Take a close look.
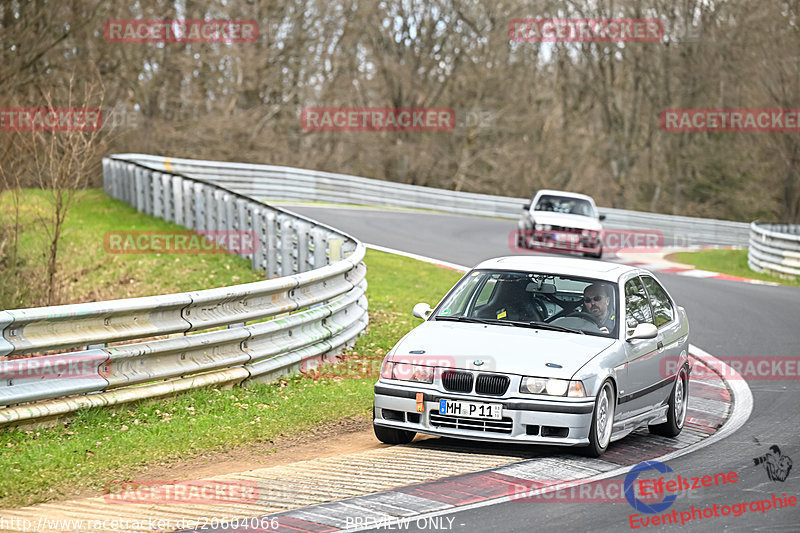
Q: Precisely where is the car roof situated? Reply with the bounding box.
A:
[534,189,596,202]
[472,255,639,283]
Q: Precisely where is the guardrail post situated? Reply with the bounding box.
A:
[277,214,298,276]
[134,166,145,212]
[194,183,206,231]
[296,221,311,273]
[204,187,216,233]
[144,169,154,215]
[328,234,343,262]
[152,171,163,219]
[215,191,228,241]
[172,176,184,226]
[182,180,194,229]
[161,173,174,222]
[123,163,135,205]
[310,227,327,268]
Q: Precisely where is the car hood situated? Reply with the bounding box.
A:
[530,211,602,231]
[389,321,616,380]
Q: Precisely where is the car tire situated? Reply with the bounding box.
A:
[581,380,615,457]
[649,366,689,437]
[374,422,416,445]
[516,229,525,249]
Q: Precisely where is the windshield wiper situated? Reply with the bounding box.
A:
[503,320,585,335]
[434,316,512,326]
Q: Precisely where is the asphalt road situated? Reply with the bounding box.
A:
[283,204,800,533]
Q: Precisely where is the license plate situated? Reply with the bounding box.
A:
[555,232,578,243]
[438,399,502,420]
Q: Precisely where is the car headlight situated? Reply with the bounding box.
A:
[380,361,434,384]
[520,377,586,397]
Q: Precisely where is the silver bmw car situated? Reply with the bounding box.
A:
[373,255,690,457]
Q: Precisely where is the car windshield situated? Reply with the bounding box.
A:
[535,195,594,217]
[433,270,618,338]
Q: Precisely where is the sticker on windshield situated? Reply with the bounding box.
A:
[497,308,507,319]
[441,308,452,315]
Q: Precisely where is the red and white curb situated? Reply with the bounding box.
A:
[174,346,751,533]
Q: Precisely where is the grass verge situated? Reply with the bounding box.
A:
[669,249,800,287]
[0,189,261,309]
[0,249,463,507]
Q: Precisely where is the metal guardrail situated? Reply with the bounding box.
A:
[748,222,800,278]
[115,153,752,247]
[0,157,368,427]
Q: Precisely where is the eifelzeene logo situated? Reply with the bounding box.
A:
[753,445,793,482]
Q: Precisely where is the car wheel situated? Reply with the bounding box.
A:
[515,229,525,249]
[582,380,615,457]
[374,423,416,444]
[649,366,689,437]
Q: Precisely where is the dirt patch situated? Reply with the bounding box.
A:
[139,415,382,481]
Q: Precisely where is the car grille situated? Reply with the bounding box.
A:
[441,370,473,393]
[549,225,582,233]
[475,374,510,396]
[429,412,513,434]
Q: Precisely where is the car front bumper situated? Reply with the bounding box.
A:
[515,223,602,255]
[374,382,597,446]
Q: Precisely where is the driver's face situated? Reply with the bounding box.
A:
[584,287,609,319]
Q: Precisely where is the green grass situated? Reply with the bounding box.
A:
[669,249,800,287]
[0,189,262,308]
[0,249,463,507]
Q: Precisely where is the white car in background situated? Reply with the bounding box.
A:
[517,190,605,258]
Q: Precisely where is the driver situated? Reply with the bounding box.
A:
[583,283,615,333]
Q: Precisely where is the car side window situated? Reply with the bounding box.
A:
[625,277,653,332]
[641,276,674,327]
[475,278,497,307]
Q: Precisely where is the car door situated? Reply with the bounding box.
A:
[619,275,662,418]
[640,275,687,396]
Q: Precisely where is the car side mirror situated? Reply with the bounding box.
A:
[626,323,658,341]
[412,303,432,320]
[599,214,606,221]
[523,202,531,210]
